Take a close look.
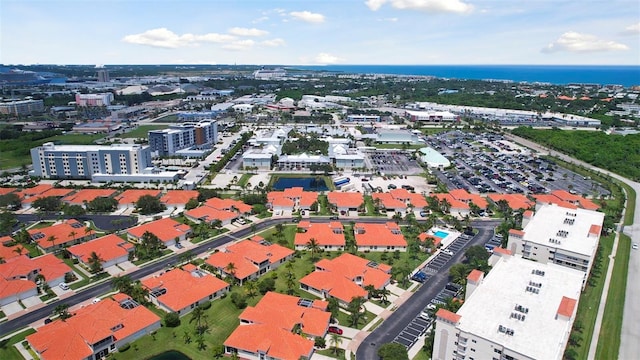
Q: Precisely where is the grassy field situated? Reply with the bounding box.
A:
[236,173,254,187]
[120,125,168,138]
[619,181,636,226]
[152,114,179,123]
[0,328,36,360]
[564,233,614,360]
[595,233,631,359]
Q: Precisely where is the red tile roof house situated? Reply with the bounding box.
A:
[389,189,429,216]
[206,238,294,285]
[115,189,162,210]
[225,292,331,360]
[204,197,253,215]
[0,254,73,306]
[418,232,443,249]
[267,187,319,215]
[0,236,28,262]
[448,189,489,209]
[62,189,117,207]
[28,219,97,253]
[550,190,600,210]
[184,197,253,226]
[372,192,408,217]
[15,184,54,207]
[295,221,345,251]
[142,264,230,315]
[22,187,75,208]
[127,217,192,248]
[430,193,471,218]
[160,190,199,208]
[68,234,134,269]
[26,294,161,360]
[354,222,407,252]
[487,193,535,211]
[300,253,392,307]
[327,191,364,217]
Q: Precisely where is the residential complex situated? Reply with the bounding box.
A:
[354,222,407,252]
[0,254,72,306]
[126,217,192,247]
[507,204,604,282]
[295,221,345,250]
[68,234,134,269]
[75,93,114,107]
[148,120,218,156]
[27,219,96,253]
[432,251,584,360]
[0,99,44,115]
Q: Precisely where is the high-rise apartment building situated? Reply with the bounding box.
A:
[0,99,45,116]
[96,69,110,83]
[75,93,114,107]
[148,120,217,156]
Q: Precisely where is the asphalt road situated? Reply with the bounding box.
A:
[355,221,498,360]
[0,216,407,337]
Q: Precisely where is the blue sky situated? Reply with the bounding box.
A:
[2,0,639,65]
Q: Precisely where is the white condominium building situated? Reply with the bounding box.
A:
[507,204,605,283]
[433,251,583,360]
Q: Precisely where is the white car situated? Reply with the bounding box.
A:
[59,283,69,291]
[442,249,454,256]
[633,243,638,250]
[419,309,431,321]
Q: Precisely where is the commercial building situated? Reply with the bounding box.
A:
[148,120,218,156]
[277,153,331,171]
[507,204,605,283]
[75,93,114,107]
[432,251,583,360]
[405,110,458,123]
[30,142,153,181]
[345,114,381,122]
[418,147,451,168]
[376,129,420,144]
[253,68,286,80]
[0,99,45,116]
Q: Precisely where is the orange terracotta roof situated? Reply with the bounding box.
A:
[532,194,577,209]
[523,210,534,218]
[467,269,484,283]
[224,323,314,360]
[418,233,442,247]
[493,247,512,256]
[300,253,391,303]
[127,218,191,244]
[68,234,133,264]
[372,192,407,210]
[431,194,470,210]
[19,184,53,197]
[295,222,345,247]
[299,192,318,207]
[449,189,489,208]
[142,267,229,312]
[589,224,602,236]
[0,242,27,261]
[269,195,295,208]
[354,222,407,247]
[556,296,577,317]
[160,190,199,205]
[579,96,591,100]
[238,292,331,337]
[185,206,238,223]
[487,193,534,210]
[551,190,582,203]
[557,95,575,101]
[0,275,37,301]
[436,308,461,324]
[0,254,72,284]
[578,198,600,210]
[327,191,363,208]
[28,219,95,249]
[36,188,74,200]
[0,235,13,245]
[407,192,428,208]
[509,229,525,237]
[115,189,161,205]
[27,297,160,360]
[206,240,294,280]
[0,188,17,196]
[389,188,412,201]
[204,198,253,214]
[268,188,318,209]
[62,189,117,205]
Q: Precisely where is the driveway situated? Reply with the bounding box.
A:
[21,295,42,308]
[2,301,25,317]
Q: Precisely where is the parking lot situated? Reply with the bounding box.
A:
[429,131,609,198]
[365,150,424,176]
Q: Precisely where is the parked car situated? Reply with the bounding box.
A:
[328,326,343,335]
[419,309,431,321]
[411,271,428,283]
[59,283,69,291]
[330,216,339,220]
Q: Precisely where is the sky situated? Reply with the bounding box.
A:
[1,0,639,66]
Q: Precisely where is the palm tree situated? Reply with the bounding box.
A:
[190,305,209,336]
[13,246,24,257]
[53,303,71,321]
[112,275,134,294]
[87,251,104,274]
[306,238,321,261]
[46,235,57,252]
[245,279,257,297]
[225,262,237,284]
[329,333,342,355]
[68,231,77,244]
[378,288,391,305]
[364,284,377,299]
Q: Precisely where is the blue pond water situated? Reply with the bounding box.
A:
[272,176,329,191]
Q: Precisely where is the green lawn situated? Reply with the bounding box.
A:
[237,173,254,187]
[316,194,334,216]
[48,133,105,145]
[0,328,36,360]
[120,125,169,139]
[618,181,636,226]
[317,346,347,359]
[257,225,298,248]
[595,233,631,359]
[152,114,179,123]
[564,233,614,360]
[363,195,378,216]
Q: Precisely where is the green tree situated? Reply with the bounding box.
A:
[33,196,62,212]
[0,193,21,210]
[87,251,104,274]
[0,211,17,235]
[63,204,86,217]
[53,303,71,321]
[329,333,343,355]
[164,312,181,327]
[377,342,409,360]
[449,263,469,285]
[347,296,366,327]
[190,305,209,336]
[135,194,165,215]
[258,277,276,294]
[306,238,321,261]
[86,196,118,213]
[112,275,134,294]
[185,197,199,210]
[245,279,258,297]
[225,262,237,283]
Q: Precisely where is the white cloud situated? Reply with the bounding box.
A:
[289,11,325,23]
[314,52,344,64]
[542,32,629,53]
[622,22,640,35]
[122,28,236,48]
[365,0,474,14]
[222,39,256,51]
[228,27,268,37]
[252,16,269,24]
[378,17,398,22]
[261,38,286,47]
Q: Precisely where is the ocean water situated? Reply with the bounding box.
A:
[291,65,640,87]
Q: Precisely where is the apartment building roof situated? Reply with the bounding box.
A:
[68,234,133,264]
[453,254,583,360]
[142,266,228,312]
[224,323,314,360]
[532,194,577,209]
[0,241,27,262]
[327,191,364,208]
[295,222,345,247]
[185,206,238,223]
[36,188,74,200]
[487,193,534,210]
[160,190,199,206]
[519,204,604,257]
[28,219,95,250]
[267,187,318,208]
[0,187,17,196]
[127,218,191,244]
[115,189,161,205]
[448,189,489,208]
[62,189,117,205]
[206,240,294,280]
[430,193,469,210]
[300,253,391,303]
[0,254,71,283]
[203,197,253,214]
[18,184,53,198]
[26,297,160,360]
[372,192,407,210]
[406,192,429,208]
[353,222,407,248]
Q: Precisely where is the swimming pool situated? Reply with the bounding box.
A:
[433,230,449,238]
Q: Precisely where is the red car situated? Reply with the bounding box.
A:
[328,326,343,335]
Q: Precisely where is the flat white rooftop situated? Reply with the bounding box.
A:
[457,255,583,360]
[521,204,604,256]
[39,143,144,152]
